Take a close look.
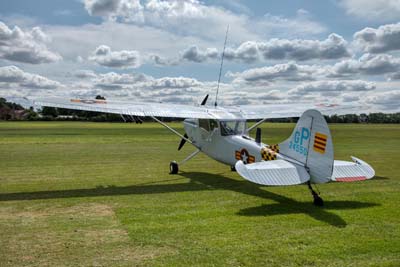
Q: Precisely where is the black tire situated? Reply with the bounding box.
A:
[169,161,179,174]
[230,166,236,172]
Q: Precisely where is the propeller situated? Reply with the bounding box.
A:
[178,133,189,151]
[177,94,209,151]
[200,94,209,105]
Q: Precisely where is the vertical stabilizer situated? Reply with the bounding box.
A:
[279,109,334,183]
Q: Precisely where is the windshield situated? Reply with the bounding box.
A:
[220,121,246,136]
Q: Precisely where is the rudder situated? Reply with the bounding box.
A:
[279,109,334,183]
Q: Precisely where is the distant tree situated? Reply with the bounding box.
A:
[0,98,23,110]
[0,98,27,120]
[330,114,343,123]
[41,107,58,117]
[26,107,39,120]
[0,98,6,108]
[359,113,368,123]
[369,113,386,123]
[343,114,359,123]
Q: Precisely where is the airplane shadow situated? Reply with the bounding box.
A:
[0,172,378,228]
[371,176,389,180]
[180,172,378,228]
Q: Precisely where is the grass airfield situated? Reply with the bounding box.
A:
[0,121,399,267]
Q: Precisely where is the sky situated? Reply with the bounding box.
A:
[0,0,399,112]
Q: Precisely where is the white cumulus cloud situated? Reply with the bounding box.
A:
[89,45,141,68]
[84,0,144,22]
[353,23,400,53]
[329,53,400,78]
[0,65,62,89]
[83,0,326,44]
[0,21,62,64]
[229,63,323,84]
[289,80,376,96]
[226,34,349,62]
[339,0,400,21]
[366,90,400,110]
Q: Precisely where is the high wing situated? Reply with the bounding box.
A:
[35,97,363,120]
[35,97,227,119]
[226,103,363,120]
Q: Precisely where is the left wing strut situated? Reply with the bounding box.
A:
[150,116,196,148]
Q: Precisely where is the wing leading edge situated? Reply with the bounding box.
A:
[35,97,364,120]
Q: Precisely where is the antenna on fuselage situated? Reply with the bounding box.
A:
[214,25,229,108]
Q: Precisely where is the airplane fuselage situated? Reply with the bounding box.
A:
[183,118,266,166]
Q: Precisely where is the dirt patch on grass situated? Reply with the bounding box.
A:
[0,203,114,219]
[0,203,173,266]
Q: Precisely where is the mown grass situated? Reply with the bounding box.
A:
[0,121,399,267]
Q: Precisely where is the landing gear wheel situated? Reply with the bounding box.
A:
[307,182,324,207]
[169,161,179,174]
[230,166,236,172]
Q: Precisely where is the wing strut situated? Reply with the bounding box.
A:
[246,117,268,132]
[150,116,196,147]
[120,114,127,122]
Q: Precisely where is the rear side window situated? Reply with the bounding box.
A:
[199,119,218,132]
[210,120,218,131]
[199,119,210,131]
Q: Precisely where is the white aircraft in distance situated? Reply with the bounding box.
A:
[35,95,375,206]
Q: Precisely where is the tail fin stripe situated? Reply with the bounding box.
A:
[314,140,326,146]
[314,144,326,150]
[313,147,326,153]
[315,135,327,142]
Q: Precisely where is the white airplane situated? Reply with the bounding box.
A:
[35,95,375,206]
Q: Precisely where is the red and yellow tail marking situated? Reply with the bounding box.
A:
[313,132,327,154]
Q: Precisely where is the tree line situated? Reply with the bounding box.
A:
[1,97,399,123]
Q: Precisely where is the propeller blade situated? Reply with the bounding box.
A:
[200,94,209,106]
[178,133,189,151]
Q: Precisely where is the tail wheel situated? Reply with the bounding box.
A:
[169,161,179,174]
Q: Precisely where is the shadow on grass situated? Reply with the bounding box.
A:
[181,172,378,228]
[371,176,389,180]
[0,171,378,227]
[0,179,206,201]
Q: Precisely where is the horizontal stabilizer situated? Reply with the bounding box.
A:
[235,160,310,186]
[331,156,375,182]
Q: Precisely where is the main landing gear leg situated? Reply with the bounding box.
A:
[170,149,201,175]
[307,181,324,206]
